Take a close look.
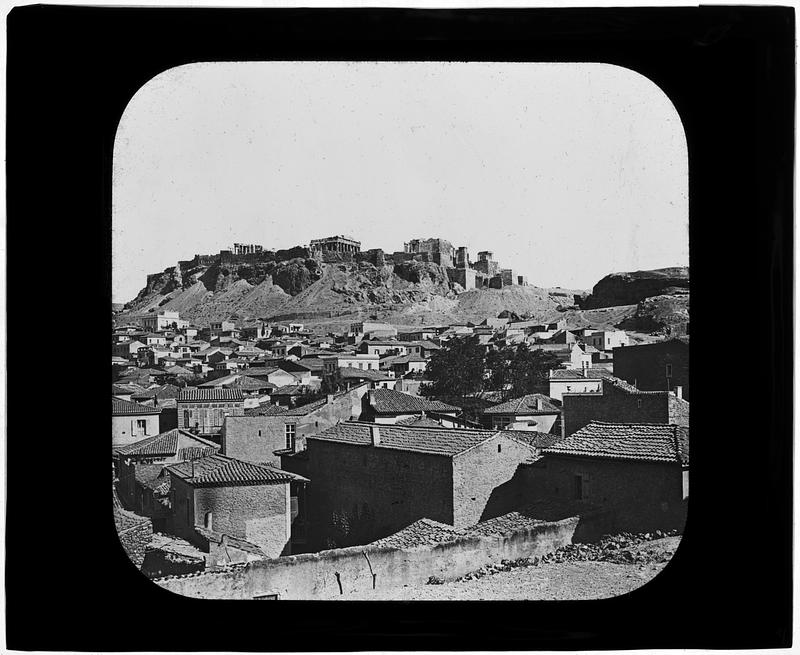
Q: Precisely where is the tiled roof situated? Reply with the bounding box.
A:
[504,430,564,451]
[483,394,561,415]
[134,464,171,495]
[271,384,305,396]
[394,415,447,429]
[338,367,393,381]
[370,518,464,549]
[112,397,162,416]
[244,403,289,417]
[368,389,459,414]
[308,421,498,457]
[390,354,427,364]
[130,384,181,401]
[465,509,548,536]
[226,376,276,391]
[167,455,301,487]
[177,388,244,402]
[115,429,219,459]
[602,376,668,395]
[550,368,615,380]
[544,421,690,465]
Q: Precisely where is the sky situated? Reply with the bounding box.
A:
[112,61,688,304]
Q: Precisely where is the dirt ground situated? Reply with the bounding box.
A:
[340,536,681,601]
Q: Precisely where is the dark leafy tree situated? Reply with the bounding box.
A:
[507,344,561,398]
[421,335,485,401]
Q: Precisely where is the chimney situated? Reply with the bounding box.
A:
[674,385,683,400]
[327,394,334,405]
[370,424,381,446]
[536,397,542,411]
[368,389,376,405]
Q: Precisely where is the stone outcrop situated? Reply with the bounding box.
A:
[582,267,689,309]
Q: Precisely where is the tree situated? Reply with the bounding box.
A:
[507,344,561,398]
[321,368,344,395]
[421,335,485,401]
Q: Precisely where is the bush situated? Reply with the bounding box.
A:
[426,575,444,585]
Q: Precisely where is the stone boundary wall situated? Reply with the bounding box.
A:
[155,511,607,600]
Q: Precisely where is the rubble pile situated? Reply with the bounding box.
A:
[450,530,681,583]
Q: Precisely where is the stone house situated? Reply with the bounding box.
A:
[525,421,689,533]
[358,340,407,356]
[360,388,460,424]
[587,330,630,351]
[112,397,162,448]
[176,388,245,438]
[562,376,689,437]
[613,337,690,401]
[389,354,428,377]
[222,386,368,465]
[166,454,309,558]
[482,394,562,433]
[548,368,613,401]
[112,339,147,359]
[115,428,220,529]
[305,422,538,549]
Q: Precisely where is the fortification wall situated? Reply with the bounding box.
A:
[155,511,608,599]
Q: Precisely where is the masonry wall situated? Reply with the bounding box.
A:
[116,517,153,569]
[222,416,286,465]
[306,439,454,550]
[522,456,687,534]
[668,395,690,425]
[613,342,690,400]
[112,414,161,448]
[155,512,607,599]
[451,434,535,528]
[195,483,290,558]
[562,386,673,437]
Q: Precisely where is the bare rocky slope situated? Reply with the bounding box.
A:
[119,256,587,328]
[118,254,688,334]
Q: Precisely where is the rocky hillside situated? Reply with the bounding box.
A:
[582,267,689,309]
[119,255,584,328]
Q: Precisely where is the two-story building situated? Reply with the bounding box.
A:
[481,394,562,433]
[176,388,245,439]
[613,337,690,401]
[305,422,538,549]
[112,397,163,448]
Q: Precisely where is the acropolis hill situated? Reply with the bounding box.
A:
[118,236,688,332]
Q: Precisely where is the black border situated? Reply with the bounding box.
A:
[6,5,794,650]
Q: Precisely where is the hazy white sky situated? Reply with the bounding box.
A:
[113,61,688,303]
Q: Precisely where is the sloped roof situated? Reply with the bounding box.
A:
[483,394,560,415]
[244,403,289,417]
[550,368,615,380]
[338,366,393,381]
[226,376,277,391]
[177,388,244,402]
[394,415,447,429]
[167,455,305,487]
[370,518,464,549]
[390,354,427,364]
[504,430,564,451]
[368,389,459,414]
[130,384,181,402]
[112,397,162,416]
[544,421,689,465]
[308,421,498,457]
[115,428,219,459]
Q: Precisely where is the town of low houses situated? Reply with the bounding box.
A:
[113,283,689,599]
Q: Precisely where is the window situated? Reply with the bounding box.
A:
[258,429,262,437]
[497,444,502,453]
[204,511,213,529]
[637,399,642,408]
[665,364,673,377]
[285,424,296,451]
[136,419,148,435]
[574,475,583,500]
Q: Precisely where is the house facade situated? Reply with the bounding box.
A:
[176,388,245,438]
[112,397,162,448]
[482,394,561,433]
[166,454,307,558]
[526,421,689,533]
[613,337,690,401]
[360,388,460,424]
[562,377,689,437]
[305,422,536,549]
[548,368,611,401]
